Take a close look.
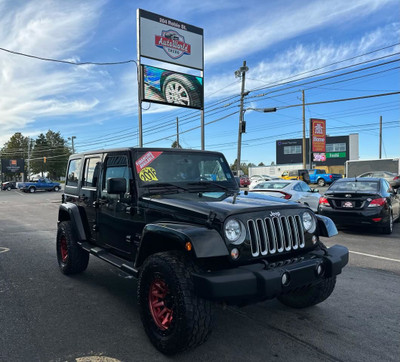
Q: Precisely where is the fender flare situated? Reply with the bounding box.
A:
[316,214,338,237]
[58,203,86,241]
[136,223,229,267]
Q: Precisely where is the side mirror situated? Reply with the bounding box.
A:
[313,188,319,193]
[107,178,126,194]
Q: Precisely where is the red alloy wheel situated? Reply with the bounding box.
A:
[149,279,173,330]
[60,236,68,263]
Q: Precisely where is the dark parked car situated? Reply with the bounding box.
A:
[1,181,17,191]
[357,171,400,189]
[57,147,348,354]
[318,177,400,234]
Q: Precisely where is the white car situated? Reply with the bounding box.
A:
[249,175,281,190]
[248,180,321,212]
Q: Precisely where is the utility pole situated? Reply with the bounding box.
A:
[379,115,382,159]
[302,90,306,169]
[27,137,31,181]
[69,136,76,154]
[176,117,180,148]
[235,61,249,176]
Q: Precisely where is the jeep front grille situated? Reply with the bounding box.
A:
[247,215,305,257]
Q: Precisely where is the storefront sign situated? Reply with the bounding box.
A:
[326,152,346,158]
[311,118,326,153]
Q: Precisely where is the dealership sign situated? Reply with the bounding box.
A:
[138,9,203,70]
[1,159,25,173]
[311,118,326,153]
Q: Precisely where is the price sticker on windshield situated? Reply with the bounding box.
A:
[139,167,158,182]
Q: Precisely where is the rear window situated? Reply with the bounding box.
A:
[329,181,379,192]
[254,182,290,190]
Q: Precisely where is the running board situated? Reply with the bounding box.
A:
[78,241,139,277]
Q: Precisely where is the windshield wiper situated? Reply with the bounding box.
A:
[187,181,234,192]
[141,182,189,193]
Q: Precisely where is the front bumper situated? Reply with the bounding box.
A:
[192,245,348,303]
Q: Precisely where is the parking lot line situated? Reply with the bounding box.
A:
[350,250,400,263]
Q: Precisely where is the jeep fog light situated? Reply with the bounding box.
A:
[224,219,245,245]
[302,211,316,233]
[281,272,290,286]
[230,248,239,260]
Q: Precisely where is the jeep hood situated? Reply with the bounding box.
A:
[142,192,304,221]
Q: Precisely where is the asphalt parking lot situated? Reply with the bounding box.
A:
[0,189,399,362]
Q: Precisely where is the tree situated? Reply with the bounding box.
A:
[30,130,71,179]
[171,140,182,149]
[258,162,266,167]
[0,132,29,160]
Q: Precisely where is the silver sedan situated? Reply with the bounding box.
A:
[248,180,321,212]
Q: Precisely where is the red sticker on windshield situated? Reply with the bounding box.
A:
[135,151,162,173]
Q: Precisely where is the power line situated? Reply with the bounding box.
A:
[277,91,400,110]
[0,47,137,66]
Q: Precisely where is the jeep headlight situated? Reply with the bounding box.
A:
[302,211,316,233]
[224,218,246,245]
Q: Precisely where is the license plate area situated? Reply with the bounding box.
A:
[341,201,354,208]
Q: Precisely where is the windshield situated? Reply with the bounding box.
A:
[135,150,237,193]
[329,180,379,192]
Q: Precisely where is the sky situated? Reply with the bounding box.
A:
[0,0,399,166]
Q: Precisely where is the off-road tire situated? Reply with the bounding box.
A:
[56,221,89,275]
[317,178,326,187]
[382,212,393,234]
[162,74,202,109]
[137,251,212,355]
[278,276,336,308]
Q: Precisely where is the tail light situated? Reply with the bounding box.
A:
[394,176,399,180]
[319,196,330,206]
[368,198,387,207]
[281,192,292,200]
[329,175,333,179]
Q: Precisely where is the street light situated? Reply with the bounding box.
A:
[236,107,277,176]
[68,136,76,154]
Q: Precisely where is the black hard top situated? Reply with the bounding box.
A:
[69,147,224,159]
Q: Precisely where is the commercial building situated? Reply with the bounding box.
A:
[249,134,359,178]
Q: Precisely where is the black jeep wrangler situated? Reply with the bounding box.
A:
[57,148,348,354]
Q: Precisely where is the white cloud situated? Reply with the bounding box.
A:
[204,0,396,64]
[203,24,400,103]
[0,0,107,145]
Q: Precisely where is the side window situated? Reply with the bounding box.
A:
[383,180,391,192]
[83,157,101,187]
[317,169,324,174]
[102,154,132,197]
[293,183,302,191]
[300,182,311,192]
[66,159,82,187]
